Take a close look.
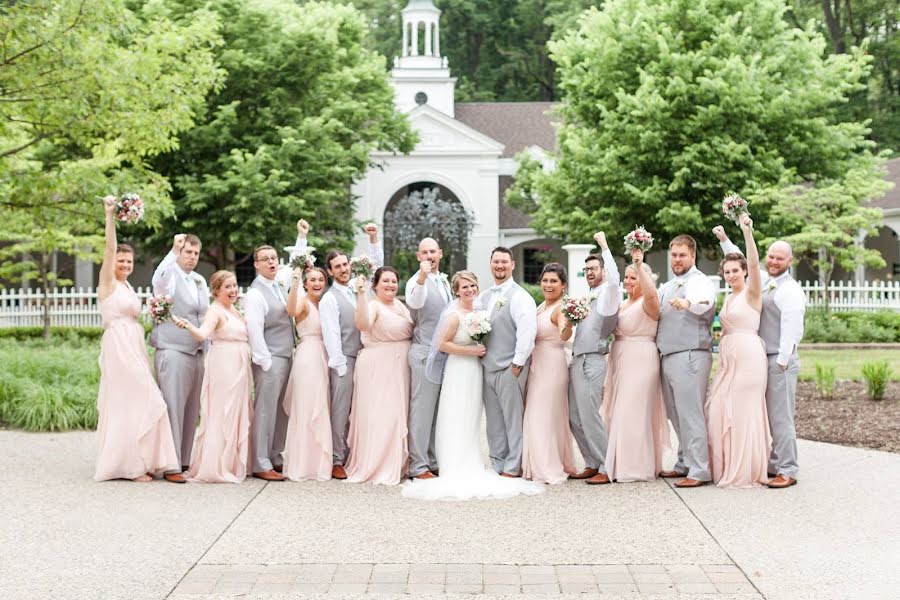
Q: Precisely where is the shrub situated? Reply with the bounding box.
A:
[520,283,544,305]
[814,363,836,400]
[861,361,893,401]
[802,310,900,343]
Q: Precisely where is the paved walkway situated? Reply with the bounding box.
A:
[1,430,898,600]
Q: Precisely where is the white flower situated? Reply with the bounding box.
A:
[191,273,204,288]
[674,280,685,289]
[766,281,778,293]
[438,272,449,285]
[495,296,508,309]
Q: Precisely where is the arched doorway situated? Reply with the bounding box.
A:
[383,181,472,281]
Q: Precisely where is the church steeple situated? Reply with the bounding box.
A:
[401,0,441,63]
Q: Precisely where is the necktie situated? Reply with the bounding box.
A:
[272,282,285,304]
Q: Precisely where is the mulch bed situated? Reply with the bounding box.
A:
[796,381,900,454]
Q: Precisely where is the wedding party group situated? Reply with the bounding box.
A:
[93,192,805,499]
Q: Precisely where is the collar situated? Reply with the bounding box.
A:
[330,281,351,293]
[492,278,515,292]
[772,271,792,283]
[177,264,194,280]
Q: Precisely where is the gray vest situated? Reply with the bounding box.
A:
[409,276,450,347]
[656,270,715,355]
[572,292,619,356]
[482,285,521,372]
[249,278,294,358]
[150,270,208,354]
[325,285,362,358]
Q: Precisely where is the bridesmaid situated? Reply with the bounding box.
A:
[282,266,332,481]
[706,213,771,488]
[173,271,253,483]
[522,263,576,484]
[601,249,668,482]
[94,196,179,482]
[345,267,414,485]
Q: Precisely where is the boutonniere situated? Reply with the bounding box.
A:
[674,279,685,289]
[766,281,777,293]
[438,272,449,286]
[190,273,204,288]
[588,291,599,303]
[495,296,508,309]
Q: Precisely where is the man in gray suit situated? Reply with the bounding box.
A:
[479,247,537,477]
[568,232,621,485]
[657,234,716,488]
[151,233,209,483]
[714,226,806,488]
[405,237,452,479]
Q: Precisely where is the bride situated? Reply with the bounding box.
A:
[402,271,543,501]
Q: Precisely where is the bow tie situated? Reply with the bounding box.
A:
[490,286,503,293]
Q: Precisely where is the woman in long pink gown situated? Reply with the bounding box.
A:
[602,250,668,482]
[345,267,414,485]
[706,214,771,488]
[522,263,576,484]
[94,196,179,482]
[282,266,332,481]
[174,271,253,483]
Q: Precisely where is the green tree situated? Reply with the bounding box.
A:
[151,0,416,270]
[509,0,886,257]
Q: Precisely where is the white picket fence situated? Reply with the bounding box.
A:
[1,280,898,328]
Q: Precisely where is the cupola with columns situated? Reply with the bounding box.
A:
[390,0,457,117]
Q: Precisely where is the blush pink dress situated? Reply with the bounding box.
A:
[283,302,332,481]
[186,305,253,483]
[706,289,771,488]
[345,300,413,485]
[601,298,668,482]
[94,282,179,481]
[522,303,576,484]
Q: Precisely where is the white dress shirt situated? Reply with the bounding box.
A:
[592,247,621,316]
[658,266,716,315]
[483,278,537,367]
[319,281,357,376]
[152,251,203,302]
[243,276,289,372]
[765,272,807,366]
[405,272,452,309]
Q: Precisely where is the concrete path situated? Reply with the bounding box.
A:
[1,430,897,599]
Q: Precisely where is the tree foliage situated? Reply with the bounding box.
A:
[150,0,417,269]
[508,0,886,260]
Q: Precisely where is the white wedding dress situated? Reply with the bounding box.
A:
[402,310,544,501]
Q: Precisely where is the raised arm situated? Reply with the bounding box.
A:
[713,225,741,255]
[174,307,223,341]
[739,213,761,309]
[354,276,375,332]
[97,197,118,301]
[286,267,311,322]
[633,249,660,321]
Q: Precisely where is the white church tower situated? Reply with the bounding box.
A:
[391,0,457,116]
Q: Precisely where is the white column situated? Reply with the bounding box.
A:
[435,23,440,56]
[854,229,867,285]
[424,20,432,56]
[402,21,408,57]
[562,243,594,297]
[412,22,419,56]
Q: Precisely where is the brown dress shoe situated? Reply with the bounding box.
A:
[674,477,708,488]
[253,470,285,481]
[767,474,797,488]
[331,465,348,480]
[500,472,520,478]
[585,472,611,485]
[413,471,436,480]
[273,464,284,473]
[164,473,187,484]
[659,470,687,478]
[569,468,599,480]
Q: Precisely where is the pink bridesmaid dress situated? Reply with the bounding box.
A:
[94,282,179,481]
[522,303,576,484]
[186,306,254,483]
[706,289,771,488]
[601,298,668,482]
[345,300,413,485]
[283,302,332,481]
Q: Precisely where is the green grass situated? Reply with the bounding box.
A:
[711,349,900,382]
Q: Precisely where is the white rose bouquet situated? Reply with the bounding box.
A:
[464,310,492,344]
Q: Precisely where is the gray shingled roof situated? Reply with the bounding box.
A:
[869,157,900,211]
[454,102,557,159]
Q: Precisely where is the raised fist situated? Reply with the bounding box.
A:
[172,233,186,253]
[712,226,727,242]
[739,213,753,230]
[363,223,378,242]
[419,260,433,275]
[297,219,310,237]
[593,231,607,249]
[631,248,644,264]
[103,195,116,215]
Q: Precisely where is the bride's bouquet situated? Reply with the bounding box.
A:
[147,294,174,324]
[114,192,144,224]
[561,294,591,325]
[289,248,316,271]
[464,310,492,344]
[722,193,750,225]
[624,226,653,253]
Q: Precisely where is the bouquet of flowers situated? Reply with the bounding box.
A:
[722,193,750,225]
[624,226,653,252]
[147,294,174,324]
[114,192,144,223]
[464,310,492,343]
[289,248,316,271]
[561,294,592,324]
[350,255,374,278]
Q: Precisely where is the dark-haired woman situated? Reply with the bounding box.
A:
[345,267,414,485]
[94,196,179,482]
[522,263,577,484]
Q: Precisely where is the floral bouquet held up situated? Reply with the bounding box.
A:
[722,193,750,226]
[147,295,174,325]
[561,294,592,325]
[464,310,492,344]
[114,192,144,224]
[624,226,653,253]
[289,248,316,271]
[350,255,374,293]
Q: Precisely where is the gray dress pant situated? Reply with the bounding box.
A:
[408,344,441,476]
[660,350,712,481]
[483,363,528,475]
[568,353,609,472]
[329,356,356,466]
[155,348,203,472]
[766,353,800,478]
[251,356,292,473]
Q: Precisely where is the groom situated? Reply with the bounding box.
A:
[405,237,452,480]
[479,247,537,477]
